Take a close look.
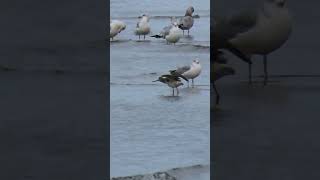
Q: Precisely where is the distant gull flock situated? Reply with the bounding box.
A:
[110,0,292,103]
[110,6,201,97]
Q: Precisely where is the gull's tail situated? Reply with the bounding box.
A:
[226,43,252,64]
[152,80,159,82]
[150,34,164,38]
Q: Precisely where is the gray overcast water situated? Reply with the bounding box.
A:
[110,0,210,178]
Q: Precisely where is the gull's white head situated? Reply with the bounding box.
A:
[185,6,195,16]
[193,59,200,64]
[139,14,150,22]
[172,22,178,27]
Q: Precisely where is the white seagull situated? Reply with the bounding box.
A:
[170,59,202,88]
[213,0,292,85]
[178,6,195,36]
[135,14,151,40]
[151,19,182,44]
[165,22,183,44]
[110,20,126,40]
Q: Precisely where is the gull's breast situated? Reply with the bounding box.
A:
[230,9,292,55]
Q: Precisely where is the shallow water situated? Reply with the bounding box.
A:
[110,0,210,178]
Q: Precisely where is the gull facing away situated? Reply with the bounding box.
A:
[153,74,188,96]
[178,6,194,36]
[151,21,182,44]
[213,0,292,85]
[110,20,126,40]
[212,51,235,105]
[135,14,151,40]
[170,59,201,88]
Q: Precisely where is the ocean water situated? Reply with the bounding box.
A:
[110,0,210,178]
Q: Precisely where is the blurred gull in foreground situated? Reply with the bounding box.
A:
[110,20,126,40]
[135,14,151,40]
[178,6,194,36]
[170,59,201,88]
[213,0,292,85]
[212,51,235,106]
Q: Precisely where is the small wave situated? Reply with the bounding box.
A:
[109,39,210,50]
[111,14,207,20]
[110,82,210,87]
[111,164,209,180]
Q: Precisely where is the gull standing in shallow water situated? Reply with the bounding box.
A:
[151,20,182,44]
[110,20,126,40]
[135,14,151,40]
[178,6,194,36]
[213,0,292,85]
[170,59,201,88]
[153,73,188,96]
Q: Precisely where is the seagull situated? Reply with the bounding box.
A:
[178,6,194,36]
[151,20,182,44]
[165,22,183,44]
[153,74,188,96]
[212,50,235,105]
[213,0,292,85]
[170,59,201,88]
[110,20,126,40]
[135,14,151,40]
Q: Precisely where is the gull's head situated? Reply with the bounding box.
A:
[193,59,200,64]
[172,22,178,27]
[186,6,194,16]
[267,0,287,8]
[139,14,149,21]
[120,24,126,32]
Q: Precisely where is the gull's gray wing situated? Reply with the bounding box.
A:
[178,16,194,30]
[213,10,257,49]
[175,65,190,74]
[169,66,190,82]
[160,25,172,37]
[212,11,257,64]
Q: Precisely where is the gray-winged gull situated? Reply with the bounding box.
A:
[170,59,201,88]
[151,20,182,44]
[178,6,194,36]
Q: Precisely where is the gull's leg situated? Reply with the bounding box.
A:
[176,88,179,96]
[139,35,140,40]
[249,63,252,85]
[188,30,189,36]
[144,35,145,40]
[213,83,220,105]
[183,30,184,35]
[263,55,268,85]
[172,88,174,96]
[192,79,194,88]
